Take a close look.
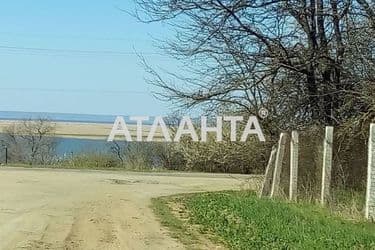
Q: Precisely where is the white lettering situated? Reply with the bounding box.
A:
[201,116,223,142]
[129,116,149,141]
[107,116,132,142]
[147,116,172,142]
[240,116,265,142]
[223,116,243,141]
[174,116,199,142]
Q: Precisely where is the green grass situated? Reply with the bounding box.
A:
[154,191,375,249]
[151,197,200,248]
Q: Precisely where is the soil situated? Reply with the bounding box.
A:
[0,167,252,249]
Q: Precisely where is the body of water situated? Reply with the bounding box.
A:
[56,137,111,156]
[0,111,140,156]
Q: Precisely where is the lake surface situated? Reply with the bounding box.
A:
[56,137,111,155]
[0,111,138,156]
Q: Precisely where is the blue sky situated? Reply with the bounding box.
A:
[0,0,177,115]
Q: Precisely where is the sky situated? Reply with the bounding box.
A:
[0,0,178,116]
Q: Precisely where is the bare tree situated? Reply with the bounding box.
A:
[135,0,375,132]
[109,141,125,164]
[1,119,57,165]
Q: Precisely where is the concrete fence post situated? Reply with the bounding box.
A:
[321,126,334,205]
[366,124,375,220]
[270,133,287,198]
[260,145,277,197]
[289,131,299,201]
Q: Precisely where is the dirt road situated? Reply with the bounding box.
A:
[0,167,254,250]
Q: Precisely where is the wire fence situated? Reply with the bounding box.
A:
[269,125,368,203]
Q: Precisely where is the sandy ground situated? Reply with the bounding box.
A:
[0,120,164,140]
[0,167,255,250]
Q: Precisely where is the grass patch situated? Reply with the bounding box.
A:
[155,191,375,249]
[329,189,366,219]
[186,191,375,249]
[151,195,227,249]
[151,196,199,248]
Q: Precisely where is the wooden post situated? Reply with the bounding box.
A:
[5,147,7,165]
[259,145,277,197]
[289,131,299,201]
[270,133,287,197]
[366,124,375,220]
[321,126,334,205]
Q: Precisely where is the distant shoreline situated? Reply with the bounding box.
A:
[0,110,155,125]
[0,117,114,125]
[0,120,163,140]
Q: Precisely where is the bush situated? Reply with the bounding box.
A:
[167,135,273,174]
[64,153,119,169]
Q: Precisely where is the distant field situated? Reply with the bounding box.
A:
[0,120,164,140]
